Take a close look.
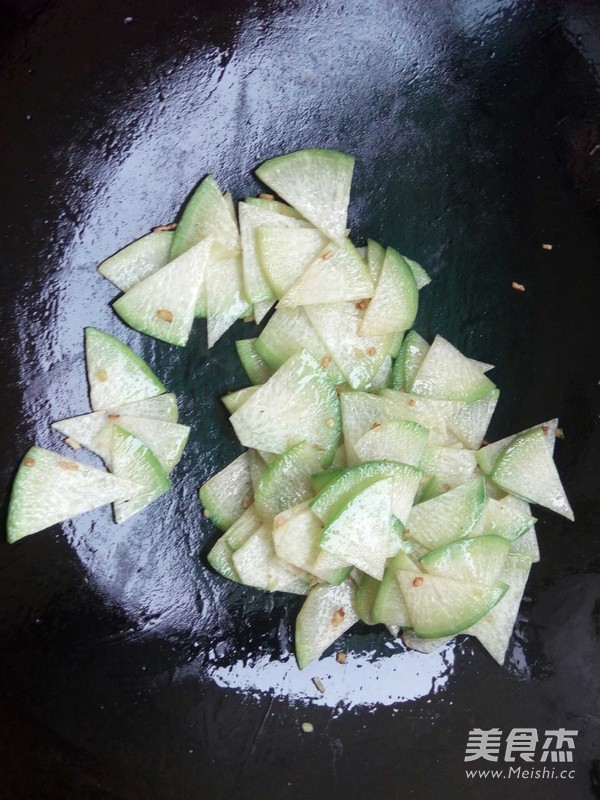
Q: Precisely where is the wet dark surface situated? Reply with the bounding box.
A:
[1,1,600,798]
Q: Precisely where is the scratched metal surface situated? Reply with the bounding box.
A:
[0,1,600,798]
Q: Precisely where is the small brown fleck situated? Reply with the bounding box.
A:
[321,356,331,368]
[372,422,382,430]
[412,576,424,587]
[107,413,121,420]
[242,492,253,509]
[259,193,275,200]
[24,457,36,467]
[367,346,377,357]
[354,348,366,359]
[59,461,79,471]
[542,243,553,250]
[355,299,369,311]
[443,483,451,491]
[331,608,345,626]
[96,369,108,382]
[541,425,549,435]
[555,427,565,439]
[152,222,177,232]
[203,509,210,518]
[512,281,526,292]
[312,677,326,694]
[243,315,255,323]
[408,398,416,407]
[314,444,325,452]
[156,309,174,323]
[403,528,411,540]
[325,418,336,428]
[336,651,347,665]
[335,384,346,394]
[322,251,333,261]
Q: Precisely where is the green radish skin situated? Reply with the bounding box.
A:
[7,447,141,542]
[419,535,511,585]
[98,231,173,292]
[406,477,487,550]
[112,237,213,347]
[230,349,341,468]
[223,504,263,551]
[358,247,419,336]
[311,468,346,494]
[169,174,240,260]
[397,571,508,639]
[110,426,171,523]
[199,452,253,531]
[417,475,446,503]
[207,537,240,582]
[295,578,360,668]
[221,386,261,414]
[235,339,274,385]
[85,328,166,412]
[254,441,322,521]
[256,148,354,243]
[489,428,573,520]
[280,239,374,307]
[410,335,496,402]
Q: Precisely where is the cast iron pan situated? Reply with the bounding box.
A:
[1,1,600,798]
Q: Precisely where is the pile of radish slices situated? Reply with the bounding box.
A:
[7,148,573,670]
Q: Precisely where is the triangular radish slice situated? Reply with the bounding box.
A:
[366,238,385,281]
[420,535,511,585]
[205,250,251,346]
[109,427,171,523]
[406,477,486,550]
[231,525,309,594]
[465,553,532,665]
[476,419,558,475]
[98,231,173,292]
[320,478,395,580]
[305,302,392,390]
[199,452,253,531]
[238,201,309,315]
[7,447,141,542]
[52,394,179,461]
[85,328,166,411]
[244,196,305,219]
[397,571,508,639]
[411,335,496,402]
[469,495,536,542]
[447,388,499,450]
[490,428,573,520]
[169,175,240,260]
[256,226,328,298]
[294,578,359,668]
[279,239,373,307]
[256,149,354,243]
[358,247,418,335]
[112,237,212,346]
[229,349,341,467]
[106,416,190,474]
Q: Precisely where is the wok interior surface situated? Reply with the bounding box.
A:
[1,1,600,798]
